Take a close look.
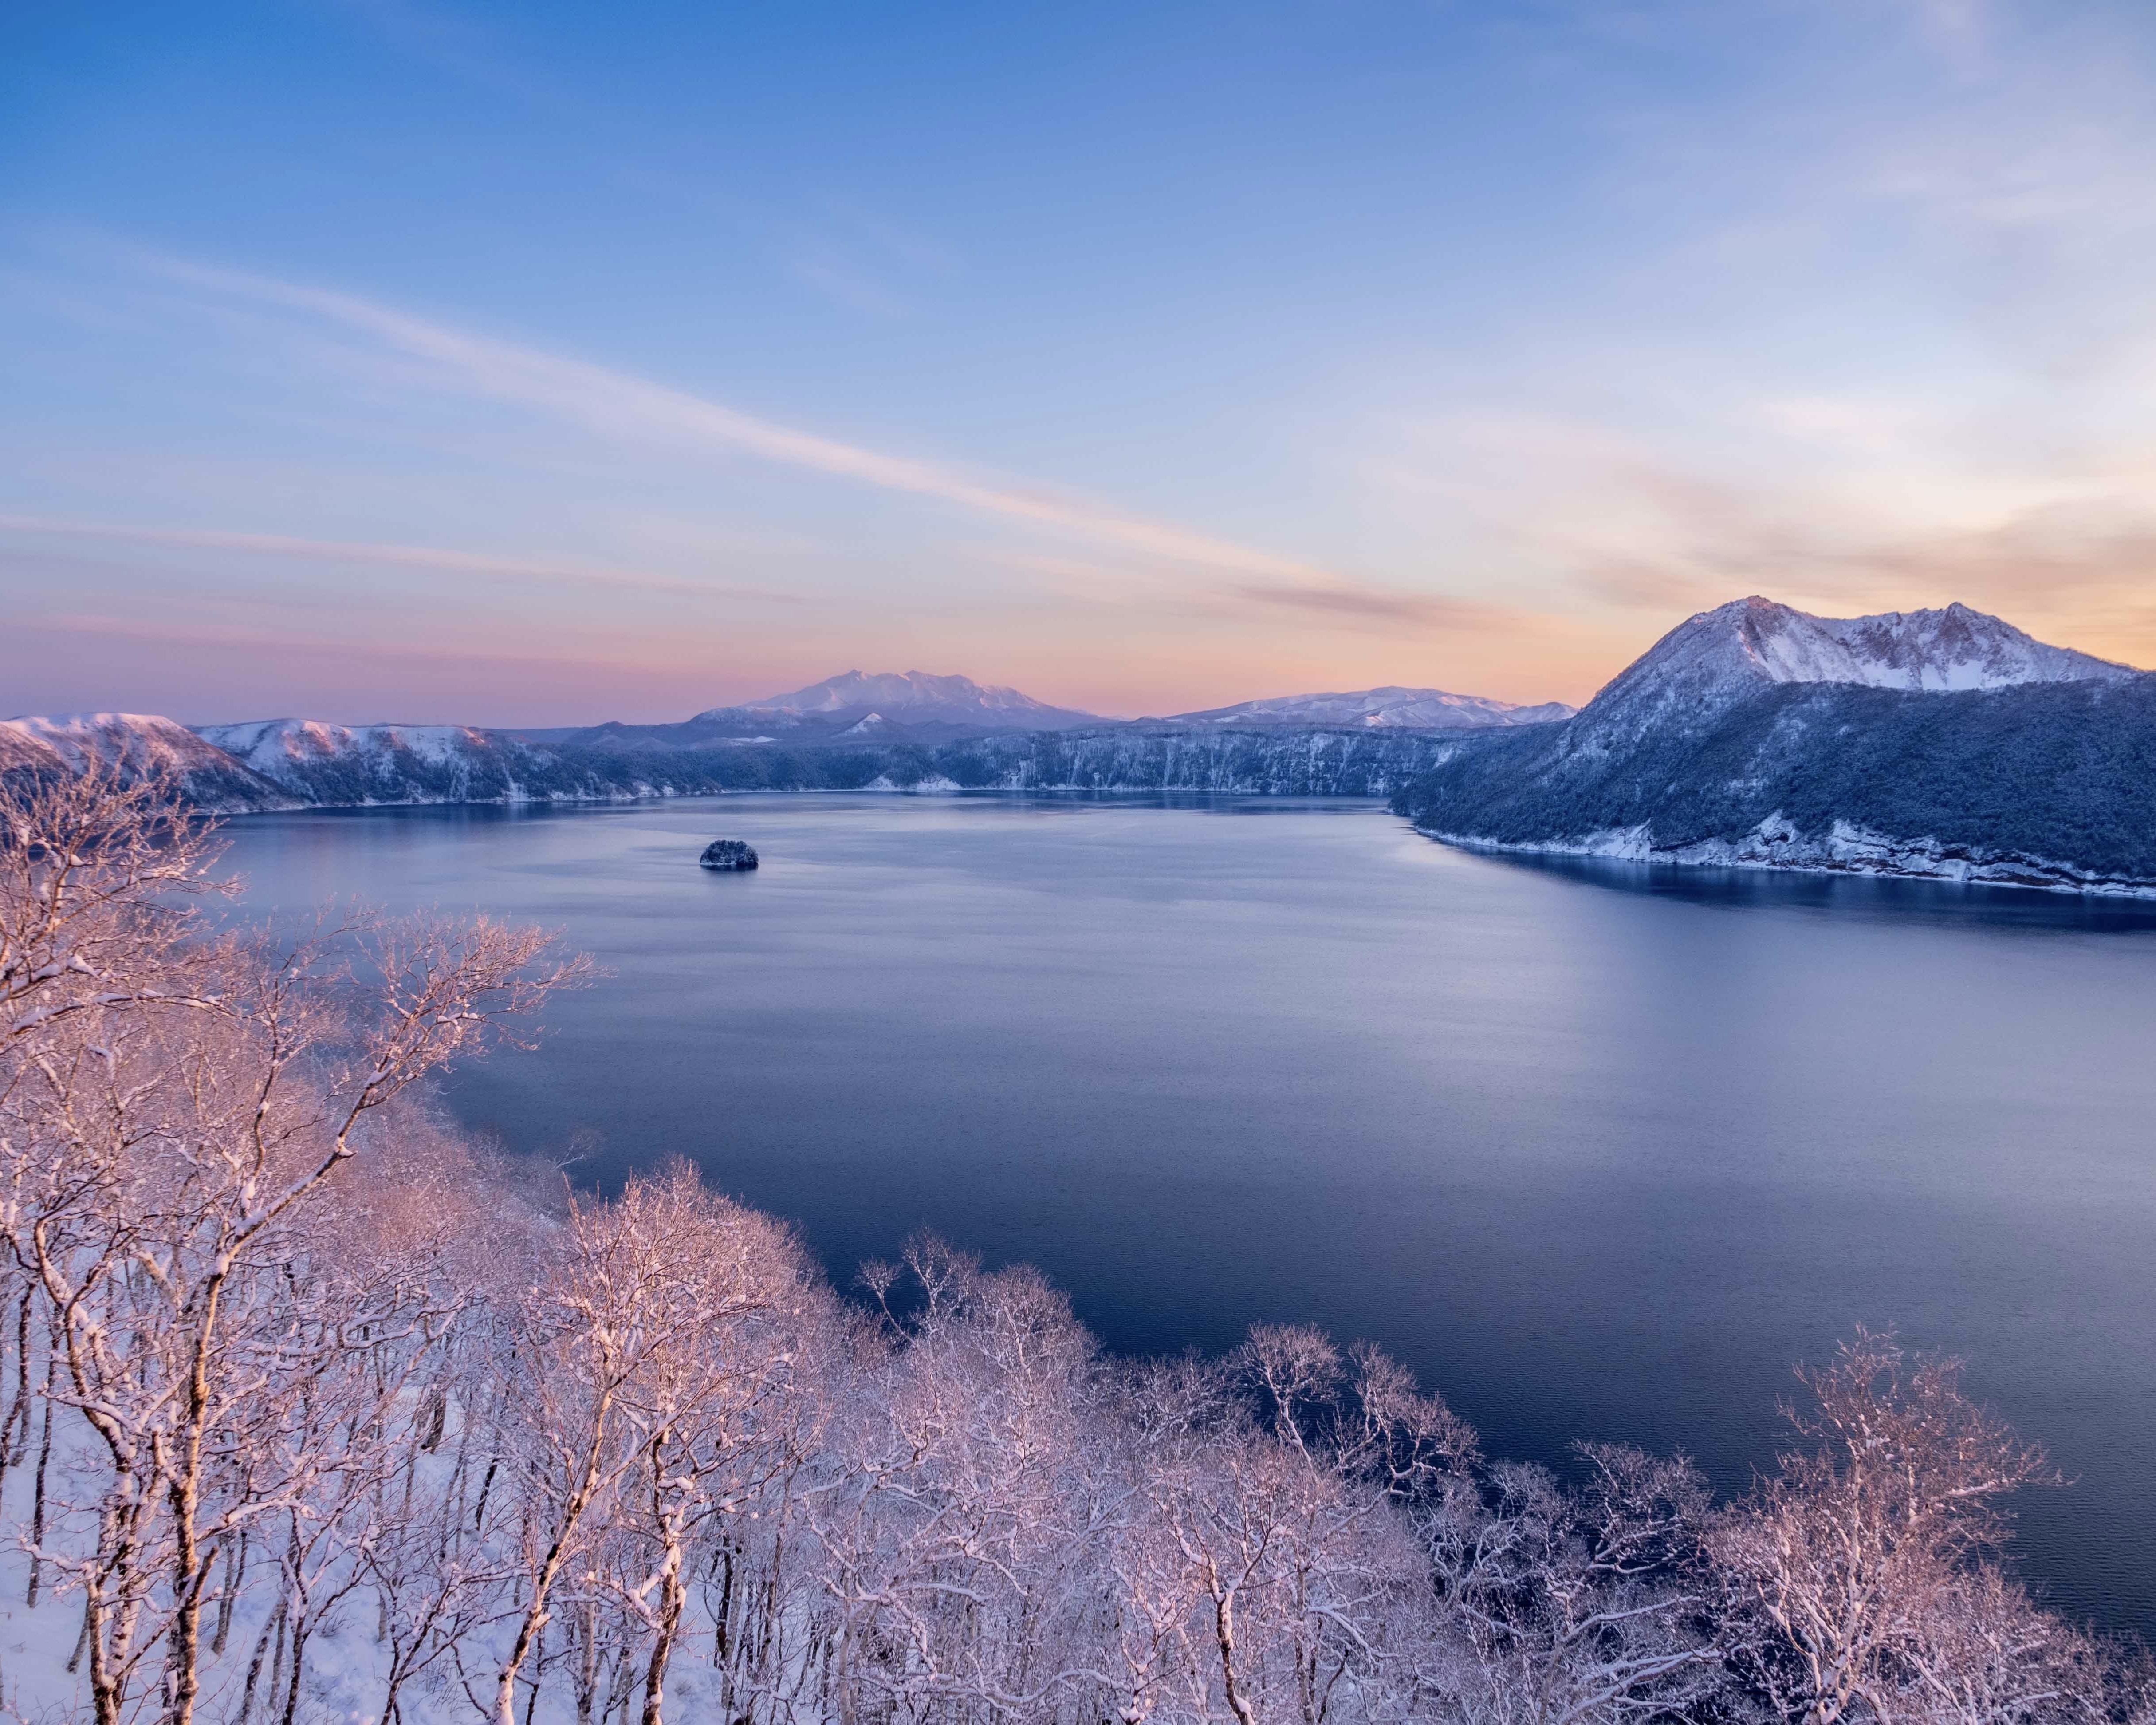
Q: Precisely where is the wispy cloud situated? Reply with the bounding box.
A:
[142,254,1331,584]
[1536,454,2156,664]
[1235,583,1516,631]
[1361,373,2156,666]
[0,512,804,602]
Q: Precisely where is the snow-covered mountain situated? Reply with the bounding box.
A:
[712,670,1101,731]
[1392,598,2156,895]
[1159,686,1575,729]
[0,713,292,810]
[1583,597,2134,745]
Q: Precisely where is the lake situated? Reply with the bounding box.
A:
[216,793,2156,1638]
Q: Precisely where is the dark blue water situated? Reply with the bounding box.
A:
[216,795,2156,1638]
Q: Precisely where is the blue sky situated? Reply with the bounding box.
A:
[6,0,2156,723]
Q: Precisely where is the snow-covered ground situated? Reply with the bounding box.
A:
[1427,814,2156,898]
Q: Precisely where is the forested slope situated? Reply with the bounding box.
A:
[51,721,1489,808]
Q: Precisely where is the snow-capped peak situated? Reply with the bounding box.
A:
[728,671,1085,719]
[692,670,1100,731]
[1725,597,2129,691]
[1583,597,2137,735]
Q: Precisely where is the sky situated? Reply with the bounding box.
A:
[6,0,2156,725]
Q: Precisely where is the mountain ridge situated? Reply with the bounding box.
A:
[1151,686,1576,729]
[1572,596,2135,752]
[0,713,295,810]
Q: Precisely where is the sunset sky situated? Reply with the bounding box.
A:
[7,0,2156,725]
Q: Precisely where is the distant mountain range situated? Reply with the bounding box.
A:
[21,604,2153,897]
[1392,597,2156,894]
[515,671,1571,750]
[1,669,1571,811]
[520,670,1104,751]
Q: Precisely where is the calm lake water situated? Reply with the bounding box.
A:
[217,794,2156,1638]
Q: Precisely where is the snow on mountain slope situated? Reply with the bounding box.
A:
[1594,595,2127,719]
[194,718,547,803]
[712,670,1101,729]
[4,711,217,773]
[1790,603,2125,689]
[0,713,292,809]
[201,718,488,783]
[1161,686,1575,729]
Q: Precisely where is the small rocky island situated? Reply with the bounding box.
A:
[699,838,759,871]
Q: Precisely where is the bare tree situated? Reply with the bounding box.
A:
[1894,1565,2122,1724]
[0,761,230,1052]
[1418,1444,1721,1725]
[605,1165,826,1725]
[1715,1327,2066,1725]
[815,1244,1121,1723]
[0,772,586,1725]
[488,1163,819,1725]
